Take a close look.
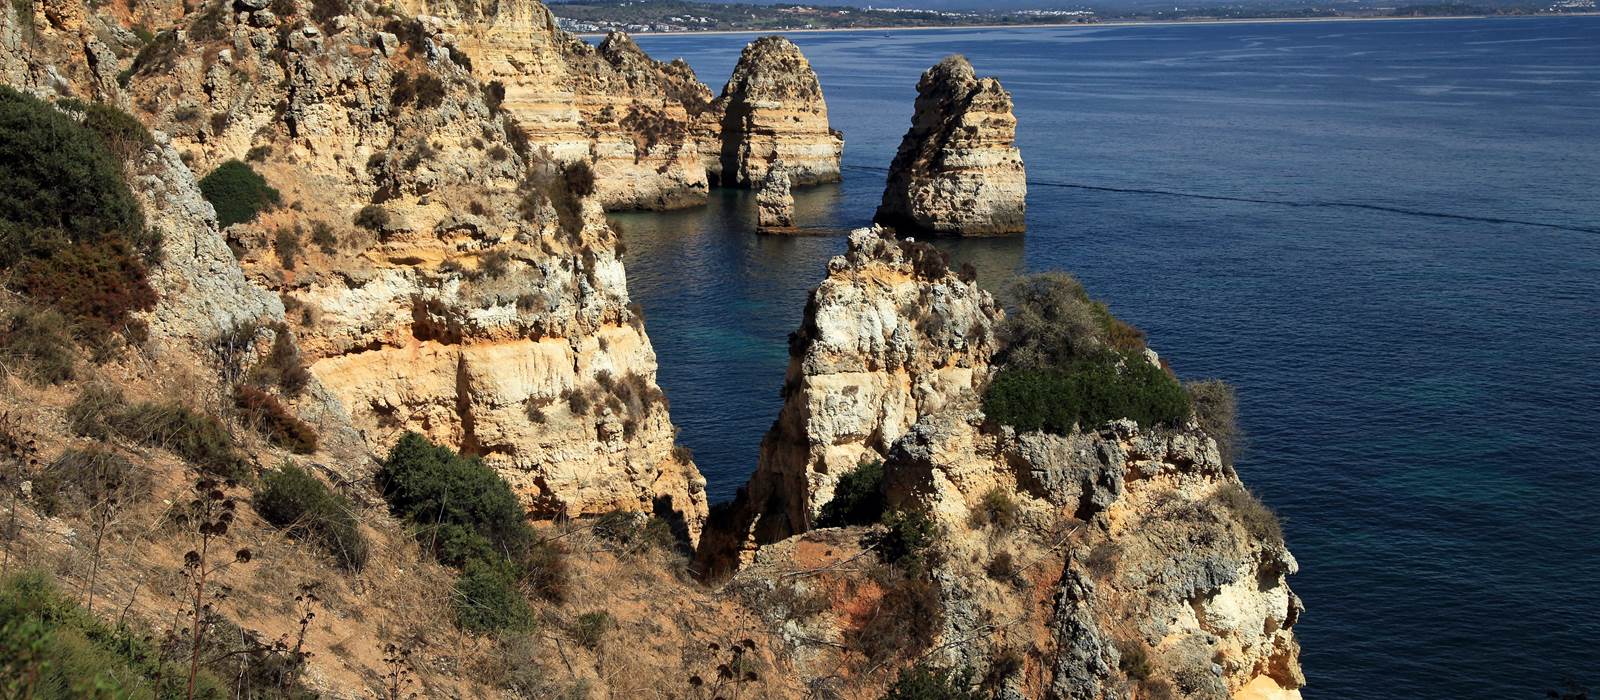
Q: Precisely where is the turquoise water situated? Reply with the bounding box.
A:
[610,17,1600,698]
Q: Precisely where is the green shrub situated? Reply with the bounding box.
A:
[354,204,389,231]
[982,357,1190,435]
[870,509,940,573]
[0,306,76,384]
[79,102,153,162]
[198,159,280,228]
[816,459,885,527]
[453,559,533,633]
[34,447,148,516]
[570,611,610,649]
[108,401,249,480]
[882,663,982,700]
[0,570,229,698]
[1187,379,1240,464]
[969,487,1020,531]
[235,384,319,454]
[256,464,368,570]
[378,432,531,557]
[0,86,147,251]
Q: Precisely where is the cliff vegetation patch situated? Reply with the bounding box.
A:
[984,273,1189,433]
[199,159,281,229]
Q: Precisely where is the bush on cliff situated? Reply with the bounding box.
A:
[817,459,886,527]
[256,463,368,570]
[199,159,280,228]
[0,88,159,342]
[0,306,77,385]
[984,272,1189,434]
[377,432,568,620]
[108,401,250,480]
[983,359,1190,434]
[881,663,983,700]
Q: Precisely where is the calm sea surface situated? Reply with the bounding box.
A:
[608,17,1600,698]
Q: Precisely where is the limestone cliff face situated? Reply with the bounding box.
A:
[699,227,1001,568]
[875,55,1026,236]
[119,0,708,536]
[444,0,715,210]
[715,35,843,188]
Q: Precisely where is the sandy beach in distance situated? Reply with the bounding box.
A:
[579,11,1598,38]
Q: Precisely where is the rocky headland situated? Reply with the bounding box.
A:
[714,35,844,188]
[876,54,1028,236]
[0,0,1299,695]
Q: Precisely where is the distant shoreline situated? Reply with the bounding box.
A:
[579,11,1600,38]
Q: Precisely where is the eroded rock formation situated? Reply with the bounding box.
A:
[119,0,708,536]
[705,226,1302,698]
[755,161,795,232]
[715,35,843,188]
[699,227,1001,568]
[875,55,1026,236]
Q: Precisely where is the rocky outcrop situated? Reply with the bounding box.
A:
[704,225,1301,697]
[755,161,795,232]
[699,227,1001,569]
[875,55,1026,236]
[715,36,842,188]
[120,0,709,537]
[428,5,716,210]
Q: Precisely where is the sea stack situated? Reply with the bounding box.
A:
[716,36,844,188]
[755,162,796,232]
[875,55,1026,236]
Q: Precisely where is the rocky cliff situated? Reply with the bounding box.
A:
[110,0,708,534]
[410,3,717,210]
[699,227,1002,569]
[755,160,795,232]
[875,55,1027,236]
[715,35,843,188]
[704,227,1302,698]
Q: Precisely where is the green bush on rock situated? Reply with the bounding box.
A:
[256,464,368,570]
[199,159,280,228]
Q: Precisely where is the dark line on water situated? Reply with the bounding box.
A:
[838,164,1599,235]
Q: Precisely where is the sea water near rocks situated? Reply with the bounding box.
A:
[608,17,1600,697]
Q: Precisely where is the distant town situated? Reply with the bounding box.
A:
[548,0,1596,33]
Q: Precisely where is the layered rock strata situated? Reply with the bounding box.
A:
[715,35,843,188]
[755,161,795,232]
[875,55,1026,236]
[122,0,708,537]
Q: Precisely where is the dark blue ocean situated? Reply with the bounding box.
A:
[607,17,1600,698]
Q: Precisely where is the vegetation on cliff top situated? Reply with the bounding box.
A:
[983,273,1190,433]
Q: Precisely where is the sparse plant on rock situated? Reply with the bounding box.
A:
[817,459,885,527]
[199,159,281,228]
[175,478,253,699]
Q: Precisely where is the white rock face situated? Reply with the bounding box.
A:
[875,55,1026,236]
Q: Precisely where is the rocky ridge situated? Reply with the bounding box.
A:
[876,54,1027,236]
[715,35,843,188]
